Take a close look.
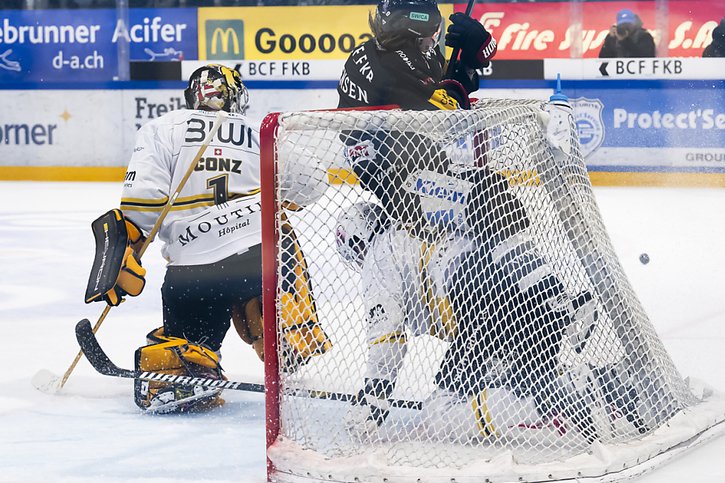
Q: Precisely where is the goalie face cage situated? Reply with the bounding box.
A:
[261,101,725,483]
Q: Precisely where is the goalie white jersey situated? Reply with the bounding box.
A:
[360,227,474,383]
[121,109,261,266]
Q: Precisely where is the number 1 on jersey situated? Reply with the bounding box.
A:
[207,174,229,205]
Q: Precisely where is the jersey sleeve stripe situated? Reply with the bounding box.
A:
[120,196,170,208]
[121,190,260,211]
[369,331,407,346]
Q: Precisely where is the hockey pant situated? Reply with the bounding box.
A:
[161,248,263,352]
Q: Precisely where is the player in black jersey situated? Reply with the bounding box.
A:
[338,0,497,236]
[337,0,496,111]
[337,1,607,442]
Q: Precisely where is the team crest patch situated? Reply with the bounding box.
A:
[571,97,605,158]
[344,140,376,165]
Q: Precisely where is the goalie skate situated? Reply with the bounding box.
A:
[141,382,223,415]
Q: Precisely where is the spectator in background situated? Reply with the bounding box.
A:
[599,9,655,58]
[703,17,725,57]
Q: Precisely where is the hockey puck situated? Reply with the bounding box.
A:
[639,253,650,265]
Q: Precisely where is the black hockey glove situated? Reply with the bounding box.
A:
[447,63,480,95]
[445,12,498,69]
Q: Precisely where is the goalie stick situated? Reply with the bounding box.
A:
[75,318,422,410]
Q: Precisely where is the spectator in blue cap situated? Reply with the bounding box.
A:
[703,17,725,57]
[599,8,655,58]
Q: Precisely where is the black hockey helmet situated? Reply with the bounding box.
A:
[184,64,249,114]
[370,0,442,51]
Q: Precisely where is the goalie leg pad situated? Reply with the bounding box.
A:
[134,330,224,413]
[279,218,333,371]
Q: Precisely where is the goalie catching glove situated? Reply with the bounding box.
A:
[85,209,147,306]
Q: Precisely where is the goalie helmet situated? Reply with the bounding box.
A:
[184,64,249,114]
[335,202,389,267]
[370,0,442,52]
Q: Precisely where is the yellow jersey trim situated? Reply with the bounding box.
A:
[369,331,407,346]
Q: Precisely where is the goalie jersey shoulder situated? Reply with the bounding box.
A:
[122,109,262,266]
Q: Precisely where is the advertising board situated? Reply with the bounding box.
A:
[197,5,454,61]
[0,8,196,82]
[0,87,337,168]
[462,1,720,59]
[572,85,725,171]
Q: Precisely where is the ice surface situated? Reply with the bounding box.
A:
[1,181,724,482]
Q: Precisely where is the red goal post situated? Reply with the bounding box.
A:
[261,106,399,477]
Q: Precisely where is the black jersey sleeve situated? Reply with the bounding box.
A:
[337,43,469,233]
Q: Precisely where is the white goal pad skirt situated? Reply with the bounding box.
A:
[260,99,725,483]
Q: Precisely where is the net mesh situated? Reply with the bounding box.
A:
[265,99,703,480]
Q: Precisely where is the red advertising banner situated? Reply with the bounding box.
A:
[460,1,722,59]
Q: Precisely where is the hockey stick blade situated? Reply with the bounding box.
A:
[31,369,63,395]
[75,318,265,392]
[75,318,134,377]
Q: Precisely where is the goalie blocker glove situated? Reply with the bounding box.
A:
[445,12,497,70]
[85,209,147,307]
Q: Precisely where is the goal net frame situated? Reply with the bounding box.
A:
[260,102,725,483]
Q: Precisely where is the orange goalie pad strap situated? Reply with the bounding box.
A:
[279,294,333,359]
[137,337,220,372]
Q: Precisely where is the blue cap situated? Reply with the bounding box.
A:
[617,9,636,26]
[549,74,569,104]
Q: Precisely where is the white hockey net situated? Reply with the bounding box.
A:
[262,100,725,482]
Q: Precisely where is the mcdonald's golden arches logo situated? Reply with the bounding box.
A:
[206,20,245,59]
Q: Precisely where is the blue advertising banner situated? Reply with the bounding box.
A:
[126,9,197,62]
[570,83,725,172]
[0,9,196,83]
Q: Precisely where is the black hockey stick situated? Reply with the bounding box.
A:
[75,318,422,409]
[444,0,477,78]
[75,318,265,392]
